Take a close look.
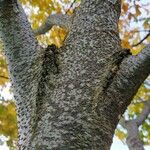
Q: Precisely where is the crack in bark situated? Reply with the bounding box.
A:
[35,44,59,120]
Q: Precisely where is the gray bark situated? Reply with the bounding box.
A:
[0,0,150,150]
[120,101,150,150]
[34,14,72,36]
[0,0,43,148]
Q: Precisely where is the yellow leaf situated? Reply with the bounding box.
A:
[115,130,126,141]
[122,3,128,13]
[128,13,135,20]
[121,40,132,49]
[135,5,141,17]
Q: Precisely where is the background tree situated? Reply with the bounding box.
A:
[0,0,149,149]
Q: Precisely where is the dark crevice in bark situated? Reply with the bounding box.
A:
[35,45,60,127]
[102,49,132,92]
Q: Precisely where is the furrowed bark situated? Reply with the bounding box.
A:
[0,0,43,148]
[29,0,123,149]
[120,101,150,150]
[0,0,150,150]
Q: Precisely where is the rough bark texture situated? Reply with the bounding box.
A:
[0,0,150,150]
[0,0,43,148]
[34,14,72,36]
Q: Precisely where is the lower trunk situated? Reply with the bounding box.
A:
[30,86,119,150]
[27,45,121,149]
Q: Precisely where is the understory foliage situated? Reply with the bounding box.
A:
[0,0,149,149]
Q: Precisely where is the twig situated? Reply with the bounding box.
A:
[131,30,150,33]
[65,0,76,14]
[132,32,150,47]
[0,75,9,80]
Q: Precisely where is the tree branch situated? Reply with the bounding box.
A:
[0,0,43,148]
[132,32,150,47]
[34,14,72,36]
[119,101,150,150]
[106,44,150,114]
[135,101,150,126]
[65,0,77,14]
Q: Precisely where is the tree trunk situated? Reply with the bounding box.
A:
[0,0,150,150]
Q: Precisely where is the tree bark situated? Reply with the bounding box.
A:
[0,0,150,150]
